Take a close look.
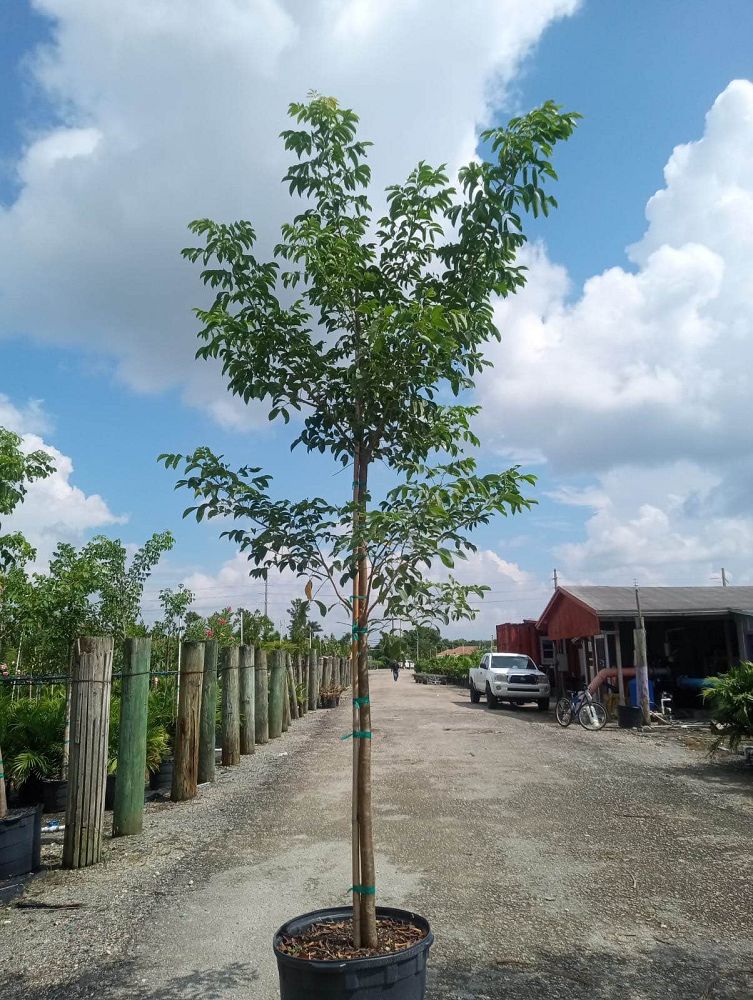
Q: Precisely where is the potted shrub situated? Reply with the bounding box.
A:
[319,685,344,709]
[703,661,753,752]
[0,691,67,812]
[147,681,176,792]
[0,698,48,877]
[164,94,576,997]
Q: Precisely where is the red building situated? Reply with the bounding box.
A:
[498,585,753,701]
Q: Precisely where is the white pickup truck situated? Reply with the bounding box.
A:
[469,652,551,710]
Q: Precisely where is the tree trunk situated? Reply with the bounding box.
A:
[0,744,7,820]
[356,455,377,946]
[350,444,362,946]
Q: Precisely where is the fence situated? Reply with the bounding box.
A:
[0,642,352,871]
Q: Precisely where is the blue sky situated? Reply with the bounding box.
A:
[1,1,752,636]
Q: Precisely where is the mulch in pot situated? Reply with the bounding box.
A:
[276,916,427,962]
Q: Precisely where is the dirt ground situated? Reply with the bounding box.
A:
[2,671,752,999]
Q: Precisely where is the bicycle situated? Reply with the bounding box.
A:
[555,688,607,731]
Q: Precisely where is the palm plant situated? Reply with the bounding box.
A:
[703,660,753,751]
[0,691,66,784]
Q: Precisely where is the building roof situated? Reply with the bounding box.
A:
[562,585,753,618]
[535,585,753,641]
[435,645,479,657]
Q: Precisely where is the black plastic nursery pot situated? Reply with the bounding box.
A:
[149,758,174,792]
[0,806,42,879]
[105,773,117,811]
[41,778,68,813]
[273,906,433,1000]
[617,705,643,729]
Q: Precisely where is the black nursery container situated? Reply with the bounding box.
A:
[617,705,643,729]
[41,778,68,813]
[0,805,42,879]
[149,758,174,792]
[273,906,433,1000]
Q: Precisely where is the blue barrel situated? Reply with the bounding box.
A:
[628,677,655,709]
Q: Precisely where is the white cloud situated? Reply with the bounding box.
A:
[1,0,578,426]
[474,79,753,592]
[479,80,753,473]
[552,462,753,587]
[166,546,546,638]
[1,395,125,567]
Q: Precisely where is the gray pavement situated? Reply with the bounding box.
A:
[4,671,753,999]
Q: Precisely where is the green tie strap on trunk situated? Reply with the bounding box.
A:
[340,730,372,740]
[349,885,376,895]
[352,695,370,707]
[352,625,368,636]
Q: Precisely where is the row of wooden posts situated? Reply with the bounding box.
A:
[63,636,350,870]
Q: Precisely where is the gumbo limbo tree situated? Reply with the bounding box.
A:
[163,95,577,946]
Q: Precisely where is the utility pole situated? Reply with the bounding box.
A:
[553,568,559,590]
[264,577,268,618]
[239,608,244,645]
[721,567,728,587]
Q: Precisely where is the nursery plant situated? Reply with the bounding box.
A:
[703,660,753,751]
[162,93,577,961]
[0,427,54,819]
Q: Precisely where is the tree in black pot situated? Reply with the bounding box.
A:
[0,427,54,875]
[162,94,577,997]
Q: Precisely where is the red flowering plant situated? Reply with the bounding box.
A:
[205,607,235,647]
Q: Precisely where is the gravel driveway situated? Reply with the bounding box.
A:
[2,672,751,999]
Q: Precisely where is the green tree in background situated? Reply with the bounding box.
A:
[287,597,322,647]
[155,584,194,671]
[0,427,55,571]
[0,427,55,818]
[163,94,578,945]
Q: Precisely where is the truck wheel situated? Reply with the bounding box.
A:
[486,683,499,709]
[537,699,549,712]
[469,681,481,704]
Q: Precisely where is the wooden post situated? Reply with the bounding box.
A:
[614,627,626,707]
[297,654,306,716]
[634,626,651,725]
[112,638,151,837]
[221,646,241,765]
[254,647,269,744]
[282,661,291,732]
[172,642,204,802]
[634,587,651,725]
[63,637,113,869]
[307,651,318,711]
[287,655,299,720]
[239,645,256,755]
[198,639,218,784]
[268,650,285,739]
